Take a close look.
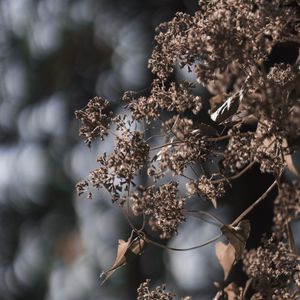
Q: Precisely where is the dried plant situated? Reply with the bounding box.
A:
[75,0,300,298]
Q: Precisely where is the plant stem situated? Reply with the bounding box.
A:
[232,180,278,226]
[142,232,223,252]
[212,161,255,184]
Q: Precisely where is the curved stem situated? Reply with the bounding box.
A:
[184,210,224,227]
[150,140,185,151]
[141,232,223,252]
[212,161,255,184]
[207,135,230,142]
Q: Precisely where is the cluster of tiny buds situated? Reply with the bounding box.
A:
[137,279,191,300]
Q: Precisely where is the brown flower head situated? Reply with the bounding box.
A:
[75,96,112,146]
[243,235,300,291]
[223,129,253,173]
[137,279,175,300]
[149,1,295,84]
[131,182,185,239]
[149,117,210,178]
[250,288,299,300]
[124,80,202,122]
[105,131,149,181]
[186,176,225,208]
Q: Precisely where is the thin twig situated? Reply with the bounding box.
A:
[212,161,256,184]
[145,134,165,142]
[141,232,223,252]
[207,135,230,142]
[232,180,278,226]
[184,209,223,226]
[150,140,224,155]
[150,140,185,151]
[242,279,253,300]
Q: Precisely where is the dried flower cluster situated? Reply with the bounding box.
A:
[137,280,191,300]
[149,0,296,84]
[75,96,112,146]
[243,235,300,299]
[186,176,225,208]
[223,130,253,172]
[251,289,299,300]
[148,117,211,177]
[76,129,149,202]
[75,0,300,298]
[124,80,202,122]
[137,279,176,300]
[131,182,185,239]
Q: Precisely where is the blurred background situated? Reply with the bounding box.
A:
[1,1,295,299]
[0,1,213,299]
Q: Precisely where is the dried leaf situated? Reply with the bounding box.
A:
[100,235,145,285]
[212,290,223,300]
[211,197,217,209]
[242,279,252,299]
[210,93,240,123]
[213,282,243,300]
[283,138,299,177]
[215,241,236,280]
[284,153,299,176]
[100,238,130,285]
[220,220,250,260]
[224,282,242,300]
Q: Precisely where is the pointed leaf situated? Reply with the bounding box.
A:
[284,153,299,176]
[100,236,145,285]
[224,283,242,300]
[211,197,217,209]
[100,238,131,285]
[210,93,240,123]
[242,279,252,299]
[283,138,299,177]
[215,241,235,280]
[220,220,250,260]
[212,290,223,300]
